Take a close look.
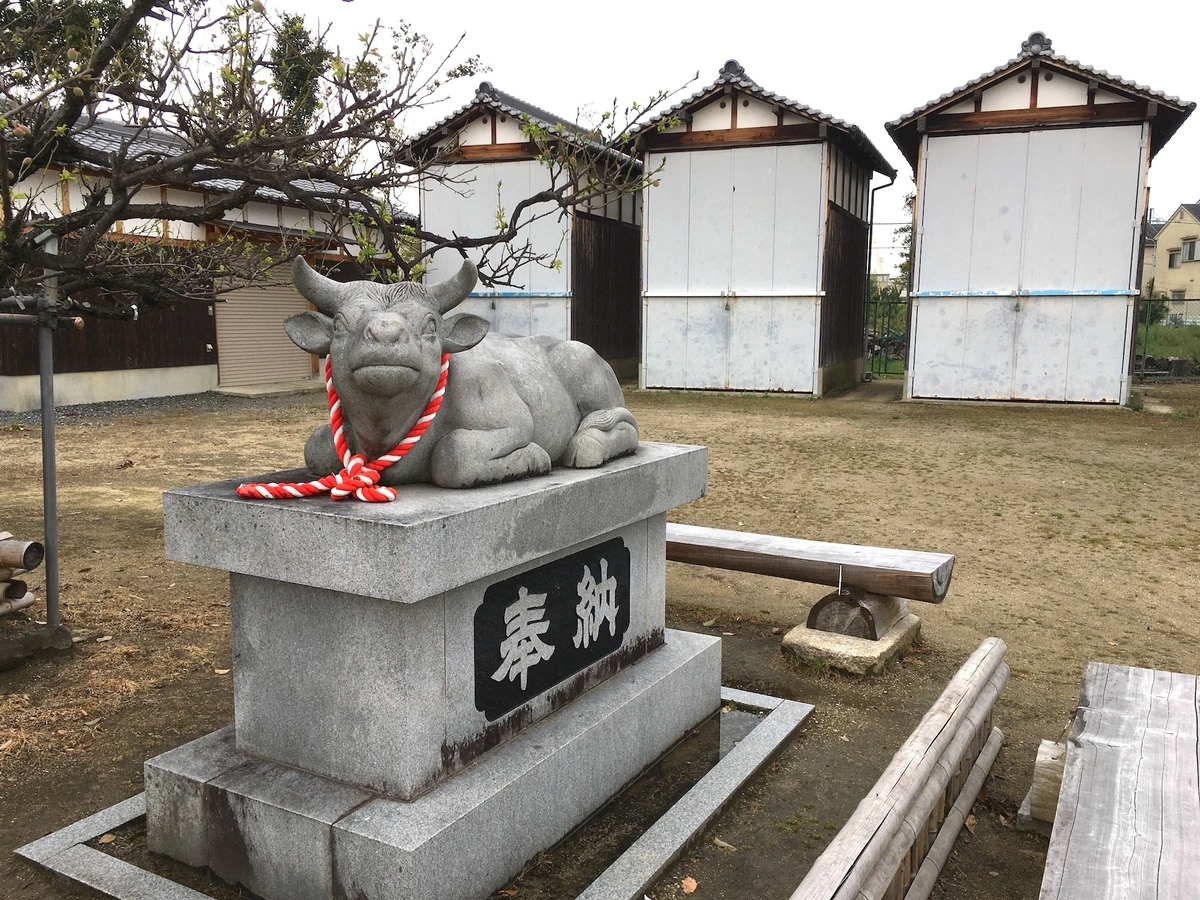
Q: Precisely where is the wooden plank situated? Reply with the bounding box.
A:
[926,101,1146,133]
[440,142,540,161]
[665,523,954,603]
[641,123,822,151]
[1040,662,1200,899]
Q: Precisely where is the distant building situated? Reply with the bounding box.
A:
[633,60,896,395]
[406,83,641,378]
[1150,203,1200,324]
[0,120,375,412]
[887,32,1193,403]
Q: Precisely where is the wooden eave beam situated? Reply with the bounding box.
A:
[926,101,1147,133]
[641,122,822,151]
[440,141,541,162]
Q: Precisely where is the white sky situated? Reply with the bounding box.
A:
[281,0,1199,257]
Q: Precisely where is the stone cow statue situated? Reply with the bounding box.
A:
[283,258,639,489]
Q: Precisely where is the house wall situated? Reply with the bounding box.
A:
[421,160,572,341]
[907,123,1147,403]
[1,153,359,406]
[1151,208,1200,323]
[641,143,826,393]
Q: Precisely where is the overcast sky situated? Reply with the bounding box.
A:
[282,0,1198,243]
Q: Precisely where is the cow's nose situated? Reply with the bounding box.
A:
[364,316,405,344]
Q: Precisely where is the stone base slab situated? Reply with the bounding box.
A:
[18,688,812,900]
[781,614,921,676]
[144,630,720,900]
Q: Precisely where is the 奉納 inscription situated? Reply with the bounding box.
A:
[475,539,631,720]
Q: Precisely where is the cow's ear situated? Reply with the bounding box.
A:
[284,311,334,356]
[441,313,489,353]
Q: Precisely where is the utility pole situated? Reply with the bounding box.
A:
[38,234,60,627]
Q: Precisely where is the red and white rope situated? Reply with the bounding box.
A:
[237,354,450,503]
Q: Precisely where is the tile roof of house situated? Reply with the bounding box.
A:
[886,33,1194,167]
[1182,203,1200,221]
[1145,220,1164,243]
[65,119,417,224]
[404,81,613,158]
[632,60,897,178]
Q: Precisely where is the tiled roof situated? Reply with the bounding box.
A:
[1183,203,1200,221]
[886,33,1194,167]
[889,33,1193,128]
[632,60,897,178]
[64,119,417,224]
[404,81,610,157]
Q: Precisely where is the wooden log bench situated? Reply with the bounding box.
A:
[1039,662,1200,900]
[665,524,955,605]
[666,524,955,667]
[789,637,1009,900]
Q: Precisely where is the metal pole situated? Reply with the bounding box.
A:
[38,241,60,628]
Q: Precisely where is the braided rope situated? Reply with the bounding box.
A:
[237,354,450,502]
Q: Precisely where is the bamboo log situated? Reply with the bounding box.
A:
[0,567,24,582]
[903,728,1006,900]
[665,523,954,603]
[3,580,28,600]
[0,539,44,571]
[851,664,1009,900]
[789,637,1007,900]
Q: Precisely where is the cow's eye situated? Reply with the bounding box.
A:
[333,313,349,333]
[422,316,437,339]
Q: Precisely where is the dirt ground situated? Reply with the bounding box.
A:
[2,378,1199,900]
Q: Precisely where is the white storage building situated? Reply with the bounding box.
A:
[887,32,1194,403]
[407,83,642,378]
[634,60,896,395]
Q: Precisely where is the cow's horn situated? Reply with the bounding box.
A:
[292,257,351,315]
[426,258,478,314]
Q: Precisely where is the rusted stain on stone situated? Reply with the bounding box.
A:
[441,630,665,776]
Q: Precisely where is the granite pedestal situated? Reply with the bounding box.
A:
[147,442,720,900]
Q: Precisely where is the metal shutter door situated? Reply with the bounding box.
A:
[214,283,313,387]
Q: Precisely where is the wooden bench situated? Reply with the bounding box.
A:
[1039,662,1200,900]
[789,637,1009,900]
[665,523,955,604]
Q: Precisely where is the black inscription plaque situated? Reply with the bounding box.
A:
[474,537,631,721]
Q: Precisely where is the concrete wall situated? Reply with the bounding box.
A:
[0,365,218,413]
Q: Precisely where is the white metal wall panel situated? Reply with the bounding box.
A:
[685,299,729,388]
[767,298,818,393]
[771,144,824,293]
[1021,130,1084,291]
[730,147,778,292]
[642,143,824,392]
[1012,296,1072,400]
[1063,297,1132,402]
[726,297,773,387]
[1073,125,1143,291]
[909,298,969,399]
[422,161,569,297]
[916,135,979,292]
[642,298,689,387]
[687,152,734,292]
[967,132,1028,293]
[215,284,313,387]
[644,153,691,292]
[529,298,569,340]
[959,298,1018,399]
